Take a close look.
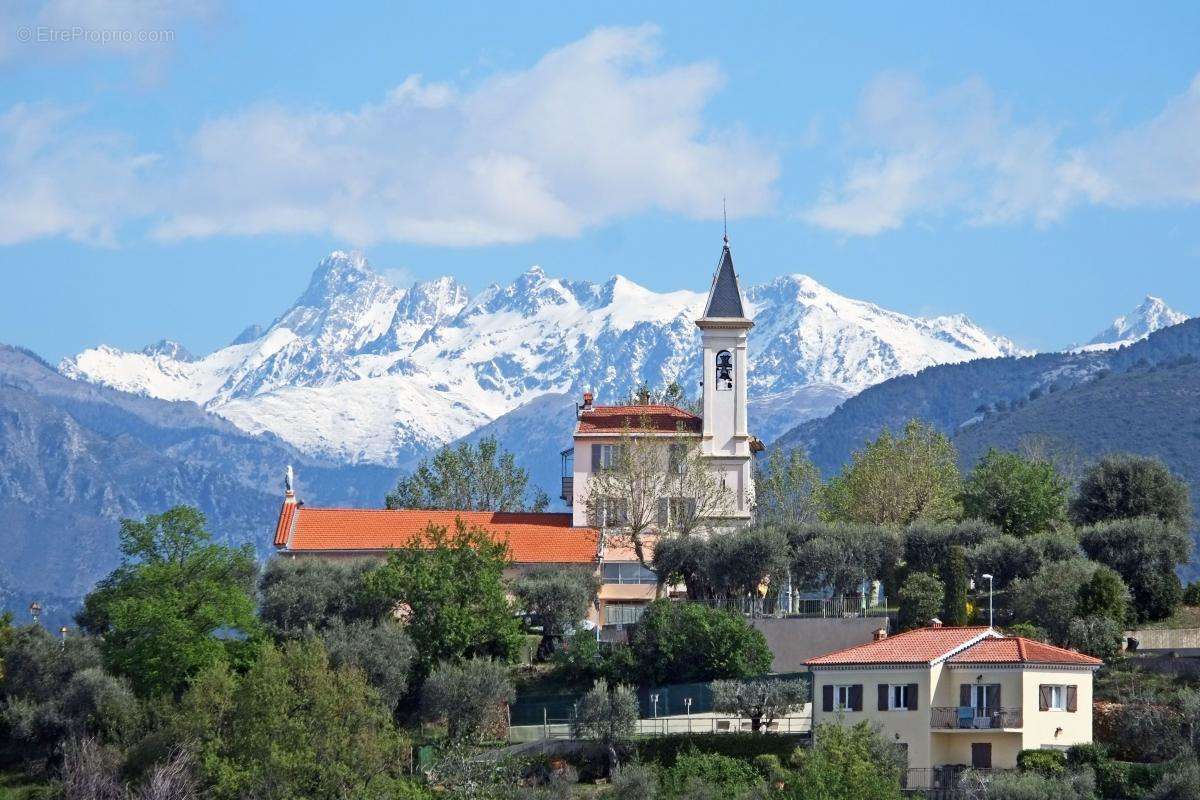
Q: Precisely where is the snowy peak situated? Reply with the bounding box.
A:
[140,339,195,362]
[1086,295,1189,349]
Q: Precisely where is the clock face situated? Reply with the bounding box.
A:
[715,350,734,390]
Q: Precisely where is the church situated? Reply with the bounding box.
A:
[272,237,759,635]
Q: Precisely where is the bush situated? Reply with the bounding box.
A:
[606,761,658,800]
[1067,615,1124,660]
[790,722,905,800]
[898,572,943,631]
[635,733,804,767]
[659,751,761,799]
[1017,748,1066,775]
[1148,758,1200,800]
[628,601,772,685]
[421,658,515,743]
[957,768,1095,800]
[1009,559,1097,645]
[942,545,970,626]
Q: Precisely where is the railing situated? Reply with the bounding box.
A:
[930,707,1022,730]
[687,595,889,620]
[508,714,811,742]
[904,767,1010,797]
[560,476,573,504]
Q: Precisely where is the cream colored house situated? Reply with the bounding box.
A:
[806,625,1102,771]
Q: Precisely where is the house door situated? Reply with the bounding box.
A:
[971,684,1000,715]
[971,743,992,769]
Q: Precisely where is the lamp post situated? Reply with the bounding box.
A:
[650,693,660,734]
[59,626,68,650]
[685,697,693,733]
[981,573,994,629]
[28,601,41,625]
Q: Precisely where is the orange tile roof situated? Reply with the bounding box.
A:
[949,637,1102,666]
[276,506,599,564]
[576,404,702,434]
[806,626,1102,667]
[807,627,993,666]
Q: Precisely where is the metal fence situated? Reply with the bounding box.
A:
[513,713,811,741]
[687,595,890,619]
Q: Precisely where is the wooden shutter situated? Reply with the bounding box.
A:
[906,683,919,711]
[849,684,863,712]
[591,445,602,470]
[986,684,1000,710]
[822,685,833,712]
[878,684,889,711]
[1039,685,1051,711]
[959,684,971,707]
[1066,685,1078,712]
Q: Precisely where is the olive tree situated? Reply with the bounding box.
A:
[1070,454,1191,529]
[711,677,809,732]
[513,567,600,658]
[420,658,515,743]
[571,679,639,776]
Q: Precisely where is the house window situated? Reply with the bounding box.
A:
[667,497,696,527]
[601,497,628,526]
[600,562,657,585]
[604,603,646,626]
[835,685,854,711]
[890,684,910,711]
[598,444,623,469]
[1046,685,1066,711]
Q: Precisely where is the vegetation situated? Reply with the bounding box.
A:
[363,518,524,676]
[513,567,599,657]
[1070,453,1191,529]
[754,448,824,525]
[711,678,809,732]
[571,679,639,775]
[898,572,944,631]
[386,433,549,512]
[941,544,969,626]
[628,600,772,685]
[824,419,963,526]
[653,527,790,605]
[75,506,259,698]
[420,658,515,743]
[788,522,901,596]
[1079,516,1192,621]
[961,448,1069,536]
[789,721,906,800]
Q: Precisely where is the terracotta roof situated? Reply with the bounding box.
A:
[576,404,702,434]
[806,627,993,666]
[807,626,1102,667]
[273,499,298,546]
[276,507,599,564]
[949,637,1102,666]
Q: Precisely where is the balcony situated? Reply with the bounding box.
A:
[930,707,1023,730]
[559,448,573,506]
[560,476,573,504]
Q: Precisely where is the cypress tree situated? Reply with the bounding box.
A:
[942,545,969,626]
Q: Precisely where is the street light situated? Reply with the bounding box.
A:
[59,626,68,649]
[685,697,693,733]
[981,574,994,629]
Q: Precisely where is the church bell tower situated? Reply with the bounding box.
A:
[696,236,754,519]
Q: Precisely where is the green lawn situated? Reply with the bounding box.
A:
[0,771,48,800]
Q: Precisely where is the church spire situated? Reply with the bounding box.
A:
[702,236,747,320]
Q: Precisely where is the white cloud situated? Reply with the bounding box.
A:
[0,102,156,246]
[151,24,778,246]
[803,71,1200,236]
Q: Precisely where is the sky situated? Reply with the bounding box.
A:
[2,1,1200,361]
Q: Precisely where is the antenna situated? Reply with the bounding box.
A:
[723,197,728,244]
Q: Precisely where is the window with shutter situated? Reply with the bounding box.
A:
[849,684,863,712]
[822,685,834,712]
[878,684,889,711]
[1066,685,1078,712]
[906,683,919,711]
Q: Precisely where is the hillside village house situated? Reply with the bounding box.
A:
[806,625,1102,773]
[272,239,761,636]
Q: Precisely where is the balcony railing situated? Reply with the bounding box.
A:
[930,707,1022,730]
[560,476,573,505]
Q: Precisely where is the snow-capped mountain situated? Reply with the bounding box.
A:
[61,251,1022,465]
[1084,296,1189,350]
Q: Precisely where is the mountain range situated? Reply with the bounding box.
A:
[60,250,1028,467]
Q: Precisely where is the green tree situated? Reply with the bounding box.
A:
[754,448,825,525]
[258,557,387,639]
[571,679,639,776]
[320,619,415,712]
[961,449,1068,537]
[76,506,259,697]
[711,677,809,732]
[387,434,549,512]
[1070,454,1191,529]
[898,572,944,631]
[941,545,969,626]
[825,420,963,527]
[706,527,792,606]
[1079,516,1192,621]
[169,639,413,800]
[1066,615,1124,660]
[363,519,523,676]
[1077,564,1130,625]
[628,600,772,685]
[789,721,905,800]
[1009,559,1098,645]
[420,658,515,743]
[513,567,599,657]
[903,520,995,576]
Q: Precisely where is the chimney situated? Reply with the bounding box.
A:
[929,617,943,628]
[873,628,888,642]
[582,391,594,411]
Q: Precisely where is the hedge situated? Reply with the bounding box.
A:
[634,733,807,767]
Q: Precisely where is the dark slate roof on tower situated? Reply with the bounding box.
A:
[702,243,747,318]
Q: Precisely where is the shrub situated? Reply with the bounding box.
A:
[659,751,761,799]
[606,761,658,800]
[421,658,515,743]
[898,572,943,631]
[1009,559,1097,645]
[258,557,385,637]
[628,601,772,685]
[1017,748,1066,775]
[635,733,804,767]
[790,722,904,800]
[572,680,639,776]
[942,545,970,626]
[957,768,1095,800]
[1067,615,1124,660]
[1147,758,1200,800]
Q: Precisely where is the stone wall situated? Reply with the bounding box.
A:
[751,617,888,673]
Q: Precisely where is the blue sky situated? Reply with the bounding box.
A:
[2,1,1199,360]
